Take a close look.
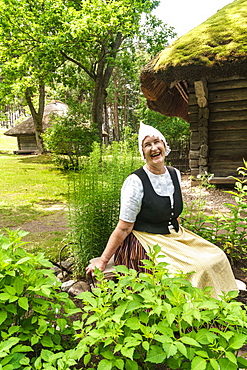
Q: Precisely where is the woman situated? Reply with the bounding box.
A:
[86,123,238,298]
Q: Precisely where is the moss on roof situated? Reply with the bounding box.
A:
[153,0,247,73]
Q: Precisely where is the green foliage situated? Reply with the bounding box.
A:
[0,228,80,369]
[140,106,190,144]
[42,110,98,170]
[182,161,247,267]
[69,137,142,276]
[72,245,247,370]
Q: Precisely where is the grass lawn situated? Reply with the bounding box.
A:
[0,129,71,260]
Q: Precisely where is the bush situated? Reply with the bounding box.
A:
[181,160,247,267]
[42,113,98,170]
[68,137,143,277]
[0,229,80,370]
[72,245,247,370]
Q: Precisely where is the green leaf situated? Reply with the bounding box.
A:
[195,350,208,358]
[40,349,54,362]
[125,359,138,370]
[114,358,124,370]
[84,353,91,366]
[225,351,237,365]
[0,310,7,325]
[218,357,238,369]
[115,265,129,274]
[5,286,16,295]
[145,345,166,363]
[209,358,220,370]
[126,300,143,312]
[162,343,177,358]
[15,257,31,265]
[6,304,17,314]
[0,292,11,301]
[180,336,201,348]
[125,317,141,330]
[111,303,128,324]
[18,297,28,311]
[166,312,175,325]
[97,359,112,370]
[11,345,33,353]
[57,318,67,332]
[0,337,19,352]
[237,356,247,367]
[41,336,54,348]
[229,334,247,350]
[120,347,134,360]
[175,341,188,358]
[142,341,149,351]
[191,356,207,370]
[13,277,24,295]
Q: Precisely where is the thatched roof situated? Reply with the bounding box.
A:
[4,100,68,136]
[140,0,247,121]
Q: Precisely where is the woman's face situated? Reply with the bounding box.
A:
[142,136,166,166]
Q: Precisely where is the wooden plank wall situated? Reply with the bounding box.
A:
[18,135,37,151]
[188,76,247,178]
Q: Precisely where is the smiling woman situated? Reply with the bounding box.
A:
[86,122,238,299]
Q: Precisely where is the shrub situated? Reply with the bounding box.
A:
[181,160,247,267]
[0,229,80,370]
[42,113,98,170]
[72,245,247,370]
[69,137,143,277]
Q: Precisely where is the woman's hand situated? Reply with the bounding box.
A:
[85,220,134,277]
[85,257,108,277]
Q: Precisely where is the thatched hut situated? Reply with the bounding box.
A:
[140,0,247,184]
[4,100,68,154]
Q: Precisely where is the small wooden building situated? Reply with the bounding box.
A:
[4,100,68,154]
[140,0,247,184]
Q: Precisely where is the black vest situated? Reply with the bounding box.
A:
[133,166,183,234]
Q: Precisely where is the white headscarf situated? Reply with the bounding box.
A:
[138,122,171,161]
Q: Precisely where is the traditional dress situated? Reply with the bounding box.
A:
[114,164,238,299]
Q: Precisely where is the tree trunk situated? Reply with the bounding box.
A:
[113,71,120,141]
[92,77,105,140]
[92,32,123,142]
[25,84,46,154]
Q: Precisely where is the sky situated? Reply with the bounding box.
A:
[153,0,233,39]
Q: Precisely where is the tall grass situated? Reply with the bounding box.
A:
[69,140,143,276]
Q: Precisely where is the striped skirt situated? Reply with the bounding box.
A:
[114,232,150,273]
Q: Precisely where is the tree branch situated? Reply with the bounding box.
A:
[103,31,123,88]
[60,50,96,80]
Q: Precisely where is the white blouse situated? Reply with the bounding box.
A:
[119,165,181,223]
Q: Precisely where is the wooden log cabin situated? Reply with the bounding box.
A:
[4,101,68,154]
[140,0,247,185]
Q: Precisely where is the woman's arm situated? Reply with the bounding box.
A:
[85,219,134,276]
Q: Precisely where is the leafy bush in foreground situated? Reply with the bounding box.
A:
[72,245,247,370]
[182,160,247,267]
[0,229,80,370]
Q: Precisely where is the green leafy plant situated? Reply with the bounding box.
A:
[216,160,247,265]
[182,161,247,267]
[72,245,247,370]
[42,112,98,170]
[0,228,80,370]
[69,138,143,276]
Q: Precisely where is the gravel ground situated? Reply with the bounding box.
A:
[181,175,236,213]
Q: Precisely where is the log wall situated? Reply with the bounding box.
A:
[188,76,247,179]
[18,135,37,151]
